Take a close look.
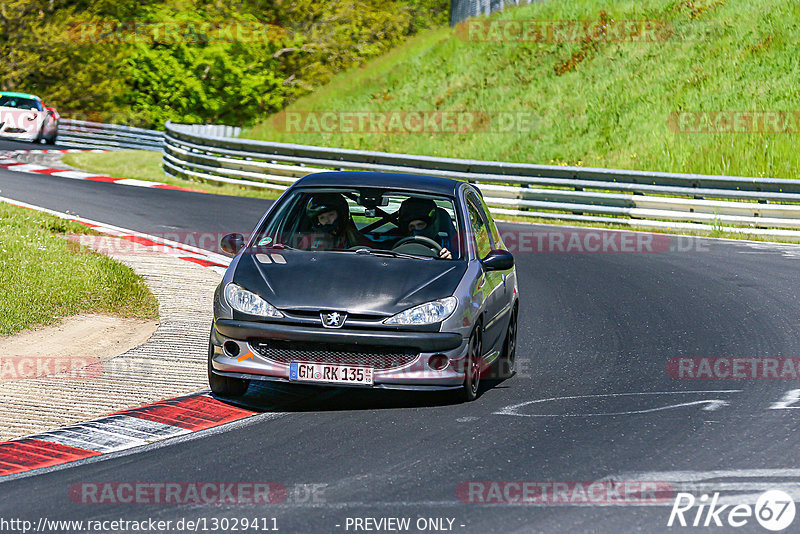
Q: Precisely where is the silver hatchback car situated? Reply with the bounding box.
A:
[209,171,518,402]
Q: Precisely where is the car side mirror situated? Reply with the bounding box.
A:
[481,249,514,271]
[220,233,245,255]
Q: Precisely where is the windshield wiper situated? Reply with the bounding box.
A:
[348,248,432,260]
[253,243,297,251]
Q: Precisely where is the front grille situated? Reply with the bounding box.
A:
[251,340,418,370]
[282,309,386,321]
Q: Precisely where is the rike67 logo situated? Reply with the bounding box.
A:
[668,490,796,531]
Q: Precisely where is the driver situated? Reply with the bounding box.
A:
[299,193,367,250]
[397,197,453,259]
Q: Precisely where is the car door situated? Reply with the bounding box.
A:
[475,190,514,307]
[464,190,505,356]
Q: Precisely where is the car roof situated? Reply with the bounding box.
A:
[293,171,464,196]
[0,91,41,100]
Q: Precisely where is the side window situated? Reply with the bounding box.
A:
[476,193,504,250]
[466,195,492,259]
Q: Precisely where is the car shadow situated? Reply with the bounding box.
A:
[212,377,510,413]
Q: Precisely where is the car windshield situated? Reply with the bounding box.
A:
[0,96,41,110]
[252,187,464,260]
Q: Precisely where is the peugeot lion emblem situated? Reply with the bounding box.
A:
[321,311,347,328]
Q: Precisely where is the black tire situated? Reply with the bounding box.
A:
[455,324,482,402]
[45,133,56,145]
[207,331,249,397]
[497,305,518,379]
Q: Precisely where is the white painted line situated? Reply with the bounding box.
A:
[494,390,742,417]
[79,415,190,441]
[769,389,800,409]
[608,469,800,481]
[24,416,188,454]
[47,170,101,179]
[595,470,800,505]
[6,164,49,173]
[26,428,122,452]
[114,178,157,187]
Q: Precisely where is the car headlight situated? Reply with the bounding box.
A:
[224,283,283,318]
[383,297,457,325]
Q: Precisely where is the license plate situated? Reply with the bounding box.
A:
[289,362,373,386]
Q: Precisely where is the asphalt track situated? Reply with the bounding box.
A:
[2,138,800,533]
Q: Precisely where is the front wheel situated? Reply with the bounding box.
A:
[455,325,482,402]
[497,306,518,379]
[207,331,249,397]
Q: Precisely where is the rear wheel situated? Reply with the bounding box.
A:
[455,325,482,402]
[497,306,518,379]
[207,330,249,397]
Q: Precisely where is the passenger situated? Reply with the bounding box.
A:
[397,197,453,259]
[300,193,367,250]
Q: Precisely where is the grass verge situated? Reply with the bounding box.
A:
[0,202,159,336]
[61,150,281,200]
[244,0,800,180]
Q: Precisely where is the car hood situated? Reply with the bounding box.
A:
[232,250,468,315]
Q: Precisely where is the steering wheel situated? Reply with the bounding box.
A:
[392,235,443,253]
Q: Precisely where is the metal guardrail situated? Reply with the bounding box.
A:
[57,119,164,151]
[450,0,543,26]
[163,121,800,236]
[58,120,242,151]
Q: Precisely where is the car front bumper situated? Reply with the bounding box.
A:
[211,319,469,390]
[0,130,38,141]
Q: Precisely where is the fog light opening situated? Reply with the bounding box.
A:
[223,341,241,358]
[429,354,449,371]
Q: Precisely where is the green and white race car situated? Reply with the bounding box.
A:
[0,91,58,144]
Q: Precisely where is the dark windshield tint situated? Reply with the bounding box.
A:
[253,187,464,260]
[0,96,41,110]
